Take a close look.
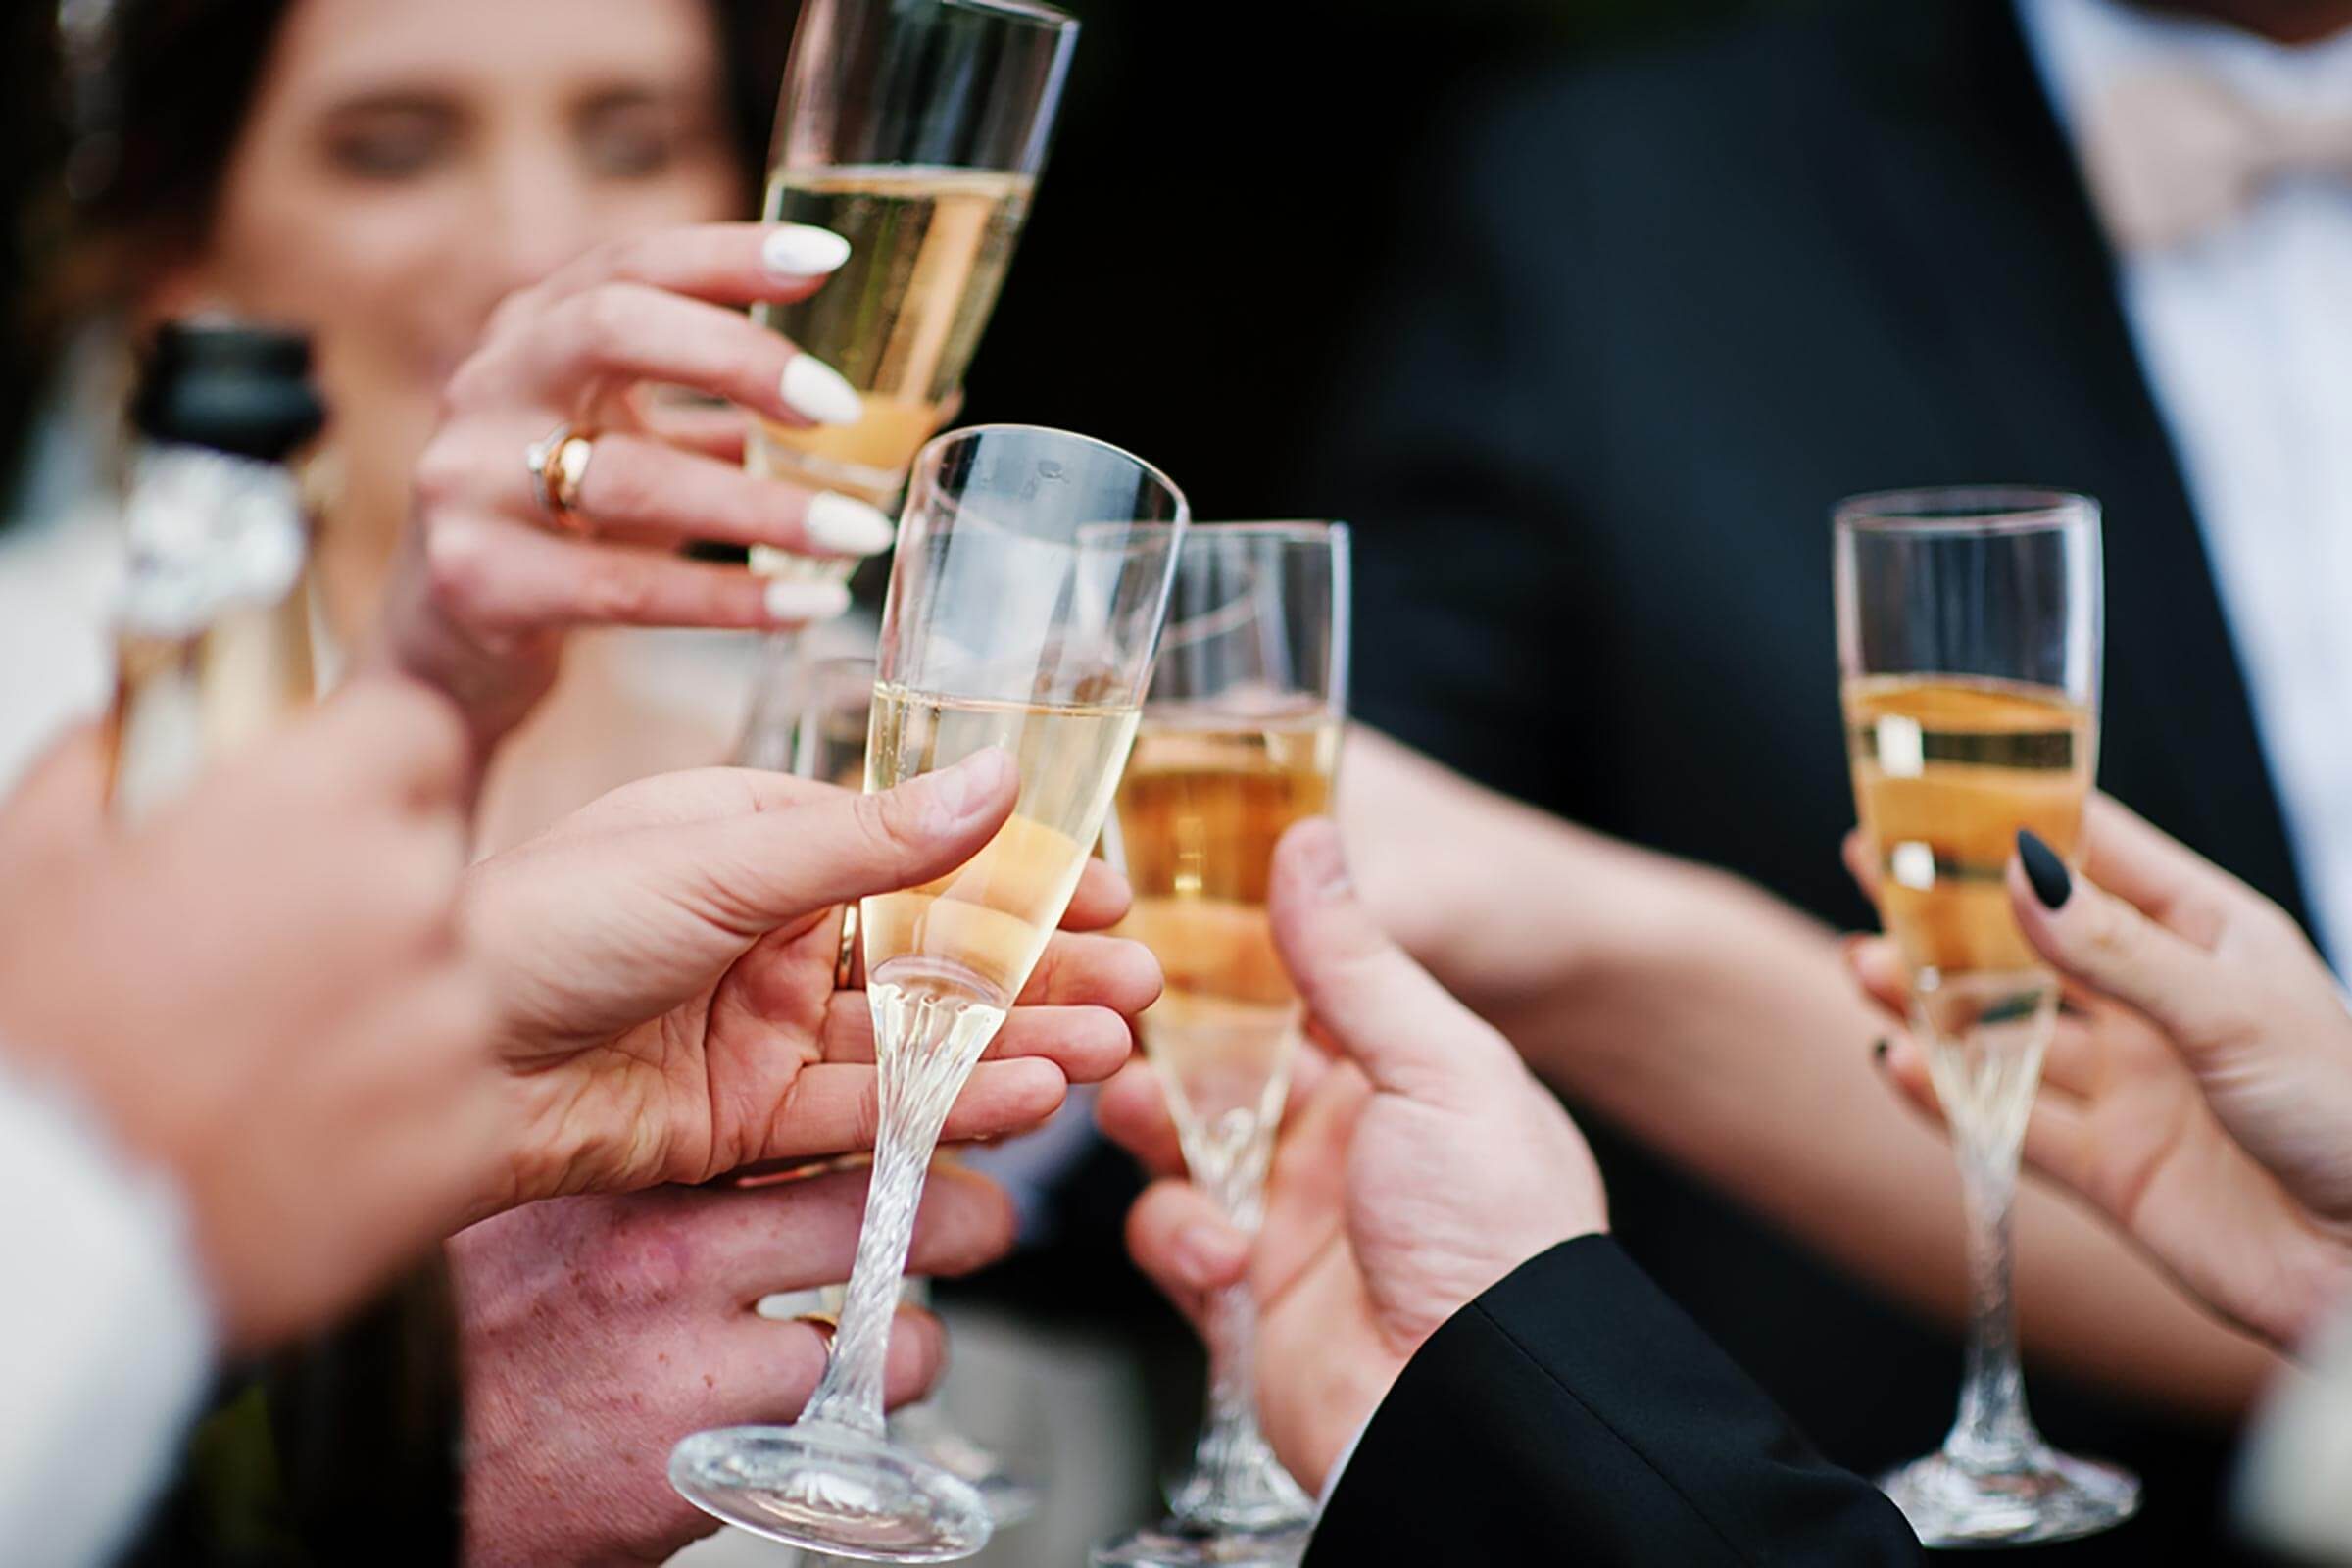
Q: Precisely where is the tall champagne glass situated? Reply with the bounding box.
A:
[1836,488,2138,1545]
[741,650,1045,1534]
[751,0,1078,580]
[672,426,1187,1561]
[1093,523,1349,1568]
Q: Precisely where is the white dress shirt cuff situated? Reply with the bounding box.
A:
[1315,1412,1374,1512]
[0,1052,218,1567]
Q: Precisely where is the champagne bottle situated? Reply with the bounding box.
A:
[108,321,325,819]
[109,322,463,1568]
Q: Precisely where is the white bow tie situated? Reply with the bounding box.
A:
[2078,68,2352,252]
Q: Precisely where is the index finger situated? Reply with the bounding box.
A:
[533,222,852,310]
[2078,795,2245,951]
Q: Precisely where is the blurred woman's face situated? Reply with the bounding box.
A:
[161,0,743,540]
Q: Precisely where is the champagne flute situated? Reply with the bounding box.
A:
[1093,523,1349,1568]
[749,0,1078,587]
[743,650,1045,1532]
[1835,488,2138,1546]
[672,425,1188,1561]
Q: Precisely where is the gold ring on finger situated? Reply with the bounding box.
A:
[524,420,598,535]
[794,1311,841,1351]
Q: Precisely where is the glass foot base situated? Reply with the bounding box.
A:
[892,1403,1039,1527]
[1878,1446,2139,1547]
[669,1423,993,1562]
[1091,1522,1313,1567]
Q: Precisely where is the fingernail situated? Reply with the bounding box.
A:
[1282,819,1351,901]
[1176,1221,1246,1290]
[804,492,896,556]
[1872,1037,1889,1066]
[762,578,852,625]
[781,355,863,425]
[2017,829,2072,909]
[920,748,1015,826]
[762,223,852,277]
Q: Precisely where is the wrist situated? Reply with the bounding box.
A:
[1279,1347,1409,1498]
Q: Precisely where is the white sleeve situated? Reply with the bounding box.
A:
[0,1053,218,1567]
[1315,1414,1373,1513]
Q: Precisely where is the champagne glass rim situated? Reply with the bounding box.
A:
[1155,519,1348,545]
[936,0,1078,31]
[917,422,1188,518]
[1835,487,2096,537]
[802,652,879,679]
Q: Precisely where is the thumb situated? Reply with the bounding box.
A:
[1268,818,1501,1102]
[2010,828,2239,1053]
[663,748,1019,938]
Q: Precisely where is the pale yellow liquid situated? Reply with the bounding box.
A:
[1113,711,1342,1142]
[753,165,1034,513]
[861,683,1139,1013]
[1846,675,2097,1137]
[1846,676,2095,978]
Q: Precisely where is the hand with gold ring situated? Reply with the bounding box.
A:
[522,421,598,535]
[374,221,897,757]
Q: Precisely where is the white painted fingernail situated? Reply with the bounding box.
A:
[804,492,896,556]
[763,577,853,624]
[762,224,852,277]
[781,356,862,426]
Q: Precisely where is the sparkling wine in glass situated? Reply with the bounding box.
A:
[740,651,1046,1536]
[1094,523,1349,1568]
[750,0,1077,589]
[1836,488,2137,1546]
[672,425,1187,1561]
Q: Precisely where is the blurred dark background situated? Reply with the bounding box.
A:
[0,0,1828,511]
[959,0,1831,514]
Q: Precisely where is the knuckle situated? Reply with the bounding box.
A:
[410,434,474,514]
[2082,899,2140,969]
[575,558,658,624]
[583,440,653,519]
[853,1078,884,1150]
[598,232,661,284]
[481,283,543,342]
[854,789,928,865]
[422,518,498,621]
[570,284,645,358]
[435,351,500,417]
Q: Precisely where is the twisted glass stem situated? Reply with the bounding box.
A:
[1165,1104,1310,1531]
[1946,1108,2036,1469]
[798,983,1002,1436]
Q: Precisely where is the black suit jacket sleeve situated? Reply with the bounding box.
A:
[1307,1236,1921,1566]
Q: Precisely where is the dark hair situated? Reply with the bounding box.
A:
[76,0,792,300]
[2,7,66,497]
[5,0,794,504]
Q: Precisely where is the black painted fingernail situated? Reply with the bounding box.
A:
[1872,1037,1889,1065]
[2018,830,2072,909]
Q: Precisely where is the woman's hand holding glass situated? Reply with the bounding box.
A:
[377,221,900,755]
[1847,798,2352,1350]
